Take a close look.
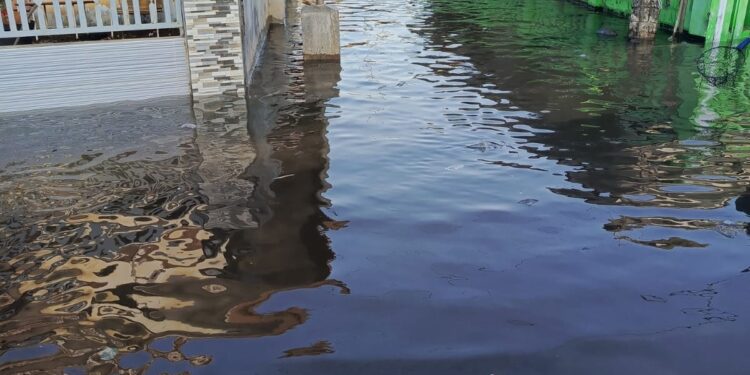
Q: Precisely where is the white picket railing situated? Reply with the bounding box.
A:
[0,0,182,39]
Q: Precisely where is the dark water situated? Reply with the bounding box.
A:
[2,0,750,374]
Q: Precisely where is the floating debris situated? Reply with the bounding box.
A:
[518,199,539,206]
[616,236,708,250]
[596,27,618,37]
[280,341,334,358]
[322,220,350,230]
[507,319,535,326]
[274,174,296,180]
[640,294,667,303]
[343,41,368,48]
[202,284,228,294]
[466,141,503,152]
[97,347,118,361]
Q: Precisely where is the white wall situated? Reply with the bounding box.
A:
[0,37,190,113]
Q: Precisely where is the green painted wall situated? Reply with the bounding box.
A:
[705,0,750,45]
[583,0,705,37]
[688,0,711,38]
[581,0,750,45]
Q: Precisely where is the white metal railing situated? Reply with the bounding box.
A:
[0,0,181,39]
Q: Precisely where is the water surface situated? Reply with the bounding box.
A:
[2,0,750,374]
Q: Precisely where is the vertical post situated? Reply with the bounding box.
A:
[35,1,47,31]
[120,0,129,24]
[671,0,687,40]
[147,0,155,23]
[707,0,730,47]
[301,2,340,61]
[52,0,64,28]
[131,0,140,24]
[629,0,660,40]
[76,0,86,28]
[108,0,117,27]
[4,0,17,31]
[18,0,31,30]
[94,0,103,27]
[65,0,77,29]
[731,0,749,41]
[163,0,171,23]
[0,4,5,32]
[173,0,180,33]
[148,0,156,35]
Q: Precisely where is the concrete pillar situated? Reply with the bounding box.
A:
[629,0,661,40]
[301,4,340,61]
[268,0,285,24]
[183,0,246,97]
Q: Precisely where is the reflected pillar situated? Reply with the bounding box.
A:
[226,23,343,290]
[193,96,258,230]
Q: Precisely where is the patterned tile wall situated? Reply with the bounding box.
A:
[184,0,268,97]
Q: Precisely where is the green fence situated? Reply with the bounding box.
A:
[582,0,707,38]
[581,0,750,45]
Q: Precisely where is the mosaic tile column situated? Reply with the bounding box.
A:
[183,0,246,97]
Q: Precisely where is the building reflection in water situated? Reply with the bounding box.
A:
[0,25,345,374]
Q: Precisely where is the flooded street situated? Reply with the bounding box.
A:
[2,0,750,373]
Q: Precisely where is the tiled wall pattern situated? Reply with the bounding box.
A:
[184,0,267,97]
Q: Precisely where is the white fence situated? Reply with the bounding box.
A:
[0,0,182,39]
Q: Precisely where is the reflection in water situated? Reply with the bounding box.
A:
[280,340,335,358]
[0,20,344,374]
[3,0,750,373]
[418,0,750,248]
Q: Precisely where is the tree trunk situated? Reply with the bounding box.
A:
[629,0,661,40]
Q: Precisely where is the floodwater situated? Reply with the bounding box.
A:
[2,0,750,373]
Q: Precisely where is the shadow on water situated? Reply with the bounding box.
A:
[0,21,345,373]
